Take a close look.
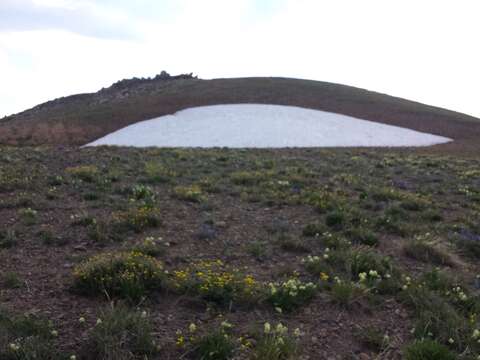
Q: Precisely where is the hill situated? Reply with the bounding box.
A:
[1,73,479,152]
[2,74,480,359]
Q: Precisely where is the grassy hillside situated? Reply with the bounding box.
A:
[1,145,480,359]
[1,76,479,152]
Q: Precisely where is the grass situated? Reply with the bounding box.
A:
[83,304,158,360]
[404,340,456,360]
[0,229,17,248]
[404,238,454,266]
[0,308,57,360]
[330,281,364,309]
[193,329,235,360]
[253,322,299,360]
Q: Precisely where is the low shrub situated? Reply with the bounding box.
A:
[172,260,259,306]
[131,237,166,257]
[173,185,205,203]
[267,278,317,312]
[345,228,379,247]
[73,251,165,300]
[348,247,393,281]
[176,321,235,360]
[113,206,161,233]
[253,322,300,360]
[130,184,155,202]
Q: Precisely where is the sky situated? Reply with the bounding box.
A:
[1,0,480,118]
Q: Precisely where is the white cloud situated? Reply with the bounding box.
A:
[0,0,479,118]
[0,0,136,39]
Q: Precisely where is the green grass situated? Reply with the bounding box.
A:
[404,340,456,360]
[404,239,454,266]
[83,304,158,360]
[0,309,57,360]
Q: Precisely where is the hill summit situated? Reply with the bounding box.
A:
[1,73,479,152]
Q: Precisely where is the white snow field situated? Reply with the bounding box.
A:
[86,104,452,148]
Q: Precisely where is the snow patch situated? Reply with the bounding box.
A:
[85,104,452,148]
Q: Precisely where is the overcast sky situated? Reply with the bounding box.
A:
[1,0,479,118]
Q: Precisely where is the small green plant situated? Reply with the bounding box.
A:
[70,213,96,227]
[131,237,166,257]
[400,284,472,352]
[0,229,17,248]
[345,228,379,247]
[278,235,310,253]
[349,248,393,281]
[330,280,364,309]
[253,322,300,360]
[37,229,56,245]
[144,161,176,183]
[247,240,268,260]
[1,272,22,289]
[230,171,265,186]
[302,254,332,277]
[66,165,99,182]
[87,220,113,243]
[18,207,37,225]
[0,309,57,360]
[73,251,165,300]
[267,277,317,312]
[375,215,408,236]
[354,326,389,352]
[175,321,235,360]
[114,206,161,233]
[172,260,259,306]
[404,340,455,360]
[302,223,326,237]
[127,184,156,207]
[173,185,205,203]
[325,210,346,230]
[84,304,158,360]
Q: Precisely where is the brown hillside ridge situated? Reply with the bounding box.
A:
[1,72,479,153]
